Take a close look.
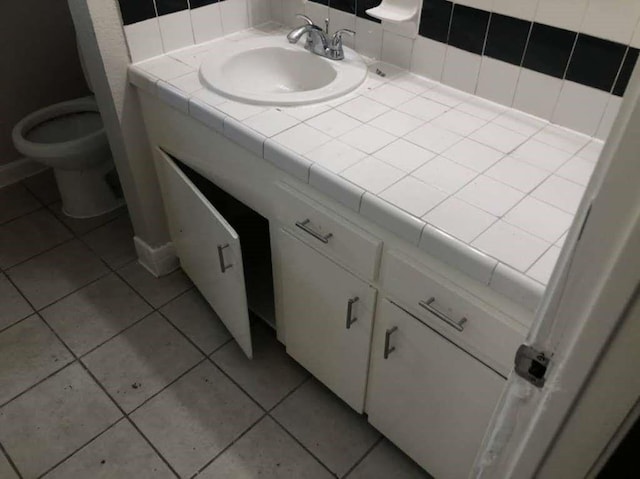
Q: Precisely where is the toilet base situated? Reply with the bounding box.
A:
[54,162,124,219]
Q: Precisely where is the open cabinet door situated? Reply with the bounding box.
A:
[155,150,253,359]
[473,66,640,478]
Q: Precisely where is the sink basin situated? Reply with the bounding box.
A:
[199,36,367,106]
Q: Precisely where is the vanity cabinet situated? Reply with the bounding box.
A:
[155,150,253,358]
[273,227,377,412]
[366,299,504,479]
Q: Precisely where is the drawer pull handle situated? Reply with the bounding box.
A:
[384,326,398,359]
[217,244,233,273]
[295,219,333,244]
[419,297,467,332]
[346,297,359,329]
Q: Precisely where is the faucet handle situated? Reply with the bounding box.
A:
[295,14,314,25]
[331,29,356,46]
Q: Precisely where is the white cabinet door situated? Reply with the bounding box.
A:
[366,299,504,479]
[156,150,252,358]
[275,228,376,412]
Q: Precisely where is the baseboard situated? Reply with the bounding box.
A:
[133,236,179,277]
[0,158,47,188]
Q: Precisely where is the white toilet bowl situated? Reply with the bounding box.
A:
[12,96,123,218]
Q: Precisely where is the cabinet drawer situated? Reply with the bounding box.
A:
[272,182,382,281]
[382,250,526,374]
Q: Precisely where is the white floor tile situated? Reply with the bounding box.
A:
[527,246,562,284]
[41,274,152,357]
[431,109,487,136]
[160,289,232,354]
[341,157,406,193]
[531,175,586,214]
[0,209,72,269]
[484,156,551,193]
[397,96,450,122]
[0,183,40,225]
[369,110,424,137]
[0,273,33,331]
[511,139,572,172]
[42,420,174,479]
[272,379,380,477]
[7,240,108,310]
[199,417,333,479]
[305,140,368,173]
[380,177,448,217]
[442,139,504,172]
[83,313,203,412]
[472,221,551,272]
[455,176,525,216]
[211,322,308,409]
[504,196,573,242]
[469,123,528,153]
[22,170,60,206]
[337,96,390,122]
[339,124,397,154]
[373,139,437,173]
[0,363,121,478]
[306,110,362,137]
[118,262,192,308]
[131,361,263,478]
[82,216,136,269]
[412,157,478,194]
[347,439,430,479]
[0,315,73,405]
[424,197,497,243]
[404,124,463,153]
[0,453,18,479]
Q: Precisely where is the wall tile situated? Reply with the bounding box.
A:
[566,34,626,92]
[124,18,164,62]
[356,0,381,23]
[156,0,189,16]
[614,48,640,96]
[523,23,576,78]
[476,57,520,106]
[552,81,609,135]
[190,3,224,43]
[535,0,588,32]
[190,0,219,7]
[580,0,640,45]
[220,0,250,33]
[513,69,563,120]
[411,36,446,81]
[158,10,195,51]
[442,46,481,93]
[492,0,539,21]
[118,0,157,25]
[484,13,531,66]
[248,0,272,25]
[330,0,356,15]
[447,4,490,55]
[381,31,413,69]
[596,96,622,140]
[306,1,329,26]
[329,8,356,49]
[419,0,453,43]
[355,17,383,59]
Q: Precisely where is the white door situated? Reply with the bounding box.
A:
[156,150,252,358]
[367,299,504,479]
[275,228,376,412]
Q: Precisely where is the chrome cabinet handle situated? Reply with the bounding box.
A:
[346,296,359,329]
[217,244,233,273]
[295,219,333,244]
[384,326,398,359]
[418,297,467,332]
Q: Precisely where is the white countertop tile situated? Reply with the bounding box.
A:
[404,124,463,153]
[412,157,478,194]
[393,72,437,94]
[337,96,390,122]
[379,176,447,217]
[470,123,528,153]
[473,221,551,272]
[216,100,267,121]
[442,139,504,172]
[503,196,572,243]
[304,140,367,174]
[364,83,416,107]
[272,124,331,155]
[511,139,572,172]
[421,85,471,107]
[555,156,596,186]
[492,110,547,136]
[305,110,362,137]
[455,97,505,121]
[484,156,551,193]
[340,157,406,194]
[368,110,424,137]
[532,125,590,155]
[373,139,436,173]
[455,176,525,216]
[339,124,396,154]
[243,109,300,137]
[531,175,586,214]
[527,245,562,284]
[430,109,487,136]
[397,96,450,122]
[424,197,497,243]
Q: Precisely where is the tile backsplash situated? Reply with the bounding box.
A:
[117,0,640,139]
[271,0,640,138]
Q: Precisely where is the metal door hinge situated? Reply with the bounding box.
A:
[515,345,550,388]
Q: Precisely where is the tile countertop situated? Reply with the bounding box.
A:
[128,23,603,313]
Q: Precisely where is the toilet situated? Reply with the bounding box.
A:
[11,41,123,219]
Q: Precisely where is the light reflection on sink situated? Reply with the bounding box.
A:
[199,37,367,106]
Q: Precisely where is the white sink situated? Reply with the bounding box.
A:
[199,36,367,106]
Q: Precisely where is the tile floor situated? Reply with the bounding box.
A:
[0,171,430,478]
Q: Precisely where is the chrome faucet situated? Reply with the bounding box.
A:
[287,14,355,61]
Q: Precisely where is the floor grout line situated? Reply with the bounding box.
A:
[340,435,384,479]
[0,440,23,479]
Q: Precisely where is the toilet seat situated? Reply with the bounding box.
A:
[12,96,107,165]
